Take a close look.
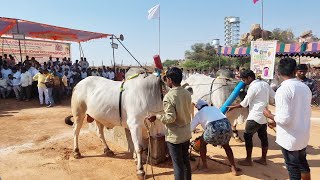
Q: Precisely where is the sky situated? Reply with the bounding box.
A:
[0,0,319,66]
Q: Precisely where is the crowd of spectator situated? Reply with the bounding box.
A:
[0,54,127,107]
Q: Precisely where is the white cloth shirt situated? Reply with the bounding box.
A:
[274,78,312,151]
[102,72,108,78]
[1,68,12,80]
[12,71,21,86]
[81,72,88,79]
[240,79,275,124]
[21,71,32,87]
[28,67,39,78]
[0,78,8,88]
[190,106,226,131]
[108,71,115,80]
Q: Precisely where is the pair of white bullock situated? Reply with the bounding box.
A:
[65,69,248,178]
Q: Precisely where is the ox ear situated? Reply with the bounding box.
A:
[186,87,193,95]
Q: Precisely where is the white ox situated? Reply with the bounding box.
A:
[65,71,165,177]
[183,70,248,141]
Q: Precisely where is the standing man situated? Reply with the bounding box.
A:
[228,70,275,166]
[20,67,32,101]
[264,58,311,180]
[33,69,49,106]
[146,67,192,180]
[296,64,317,102]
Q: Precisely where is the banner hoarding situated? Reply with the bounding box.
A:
[0,38,71,63]
[250,40,277,79]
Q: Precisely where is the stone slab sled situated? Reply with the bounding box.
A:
[88,122,167,164]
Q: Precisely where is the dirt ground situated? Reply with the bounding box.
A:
[0,98,319,180]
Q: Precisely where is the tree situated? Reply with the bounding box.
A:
[185,43,216,61]
[162,59,179,67]
[271,28,295,43]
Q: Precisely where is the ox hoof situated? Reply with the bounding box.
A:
[136,170,145,180]
[104,149,115,157]
[73,149,82,159]
[74,152,82,159]
[234,137,244,143]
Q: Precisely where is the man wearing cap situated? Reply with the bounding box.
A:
[296,64,317,102]
[228,69,275,166]
[146,67,192,180]
[191,99,240,175]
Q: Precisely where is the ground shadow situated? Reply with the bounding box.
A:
[0,98,71,117]
[79,151,132,160]
[230,129,279,151]
[145,171,174,179]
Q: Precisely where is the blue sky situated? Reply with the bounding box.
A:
[1,0,319,66]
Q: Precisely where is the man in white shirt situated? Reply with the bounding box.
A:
[11,67,22,100]
[20,67,32,101]
[191,99,240,176]
[1,64,12,80]
[264,58,312,180]
[82,58,89,69]
[48,56,53,66]
[0,73,11,98]
[107,68,115,80]
[228,70,275,166]
[80,68,88,79]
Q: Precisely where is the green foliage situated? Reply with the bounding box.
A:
[185,43,216,61]
[271,28,295,43]
[162,59,179,67]
[182,41,251,70]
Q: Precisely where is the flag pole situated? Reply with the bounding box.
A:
[261,0,264,40]
[159,4,161,55]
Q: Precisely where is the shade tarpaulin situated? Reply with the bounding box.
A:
[218,41,320,58]
[0,17,110,42]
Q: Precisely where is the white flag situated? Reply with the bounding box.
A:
[147,4,160,20]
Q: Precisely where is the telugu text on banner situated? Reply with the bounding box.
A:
[0,38,71,63]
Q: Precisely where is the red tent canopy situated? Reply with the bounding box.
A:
[0,17,110,42]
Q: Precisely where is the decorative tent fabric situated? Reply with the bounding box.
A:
[0,17,110,42]
[218,42,320,58]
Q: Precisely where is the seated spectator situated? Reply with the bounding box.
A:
[80,68,88,79]
[1,64,12,80]
[107,68,115,80]
[0,73,11,98]
[91,69,100,76]
[10,67,22,100]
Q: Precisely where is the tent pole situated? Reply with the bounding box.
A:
[79,43,85,58]
[1,38,4,56]
[78,42,82,61]
[112,35,116,71]
[16,20,23,63]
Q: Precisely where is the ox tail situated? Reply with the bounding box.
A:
[65,115,74,126]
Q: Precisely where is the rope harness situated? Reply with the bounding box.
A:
[143,117,155,180]
[118,73,140,126]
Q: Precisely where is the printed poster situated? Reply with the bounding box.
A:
[250,40,277,79]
